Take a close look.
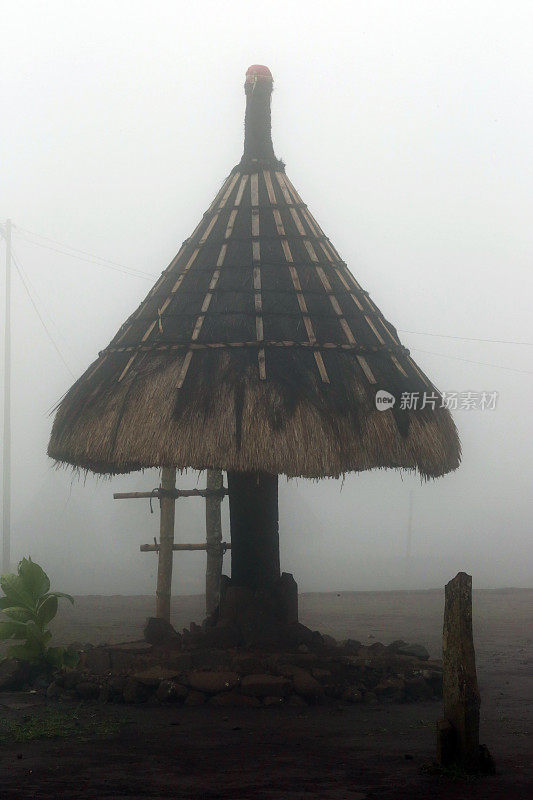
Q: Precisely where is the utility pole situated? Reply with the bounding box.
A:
[2,219,11,574]
[404,489,414,583]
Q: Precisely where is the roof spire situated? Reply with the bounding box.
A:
[243,65,277,165]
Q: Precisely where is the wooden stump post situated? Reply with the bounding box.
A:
[205,469,223,616]
[155,467,177,621]
[438,571,481,771]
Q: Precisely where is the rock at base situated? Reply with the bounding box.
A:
[241,674,291,698]
[342,687,363,704]
[46,681,63,699]
[75,681,100,700]
[144,617,181,646]
[133,667,180,687]
[396,643,430,661]
[0,659,31,691]
[404,676,433,701]
[156,680,188,703]
[436,718,457,767]
[292,670,324,700]
[122,678,149,704]
[288,694,307,707]
[62,669,83,689]
[98,685,112,703]
[82,647,111,676]
[231,654,266,676]
[106,641,153,674]
[263,696,284,707]
[276,573,298,624]
[187,671,240,694]
[209,691,260,708]
[214,574,302,648]
[375,677,405,701]
[185,690,206,706]
[343,639,362,654]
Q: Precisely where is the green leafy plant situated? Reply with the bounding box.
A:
[0,557,78,669]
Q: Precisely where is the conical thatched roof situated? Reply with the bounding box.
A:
[48,66,460,479]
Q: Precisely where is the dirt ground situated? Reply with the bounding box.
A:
[1,588,531,799]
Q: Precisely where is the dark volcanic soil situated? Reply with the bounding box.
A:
[0,588,531,799]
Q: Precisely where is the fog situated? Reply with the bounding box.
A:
[1,1,532,596]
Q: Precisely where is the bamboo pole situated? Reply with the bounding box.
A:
[205,469,223,615]
[113,488,227,500]
[155,467,176,621]
[140,542,230,552]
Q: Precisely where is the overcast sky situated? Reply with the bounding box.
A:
[1,0,532,596]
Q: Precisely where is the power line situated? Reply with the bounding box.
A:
[13,249,76,359]
[410,348,533,376]
[14,226,156,281]
[19,236,154,281]
[8,222,533,365]
[11,250,75,377]
[399,329,532,347]
[14,224,156,277]
[17,235,155,281]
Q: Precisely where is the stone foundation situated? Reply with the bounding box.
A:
[41,626,442,708]
[1,579,444,709]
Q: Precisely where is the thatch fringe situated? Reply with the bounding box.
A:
[48,348,460,478]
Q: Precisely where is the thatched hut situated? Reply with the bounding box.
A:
[49,66,460,622]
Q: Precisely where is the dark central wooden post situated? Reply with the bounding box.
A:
[205,469,223,615]
[227,471,279,591]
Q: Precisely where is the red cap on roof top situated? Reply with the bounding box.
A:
[246,65,273,80]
